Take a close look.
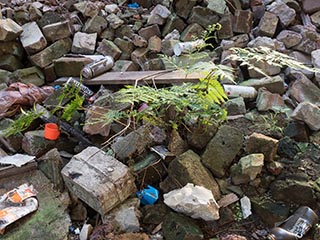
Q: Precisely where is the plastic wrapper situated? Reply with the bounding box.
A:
[0,183,38,235]
[0,82,54,118]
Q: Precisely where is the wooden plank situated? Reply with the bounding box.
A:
[0,161,38,179]
[83,70,206,85]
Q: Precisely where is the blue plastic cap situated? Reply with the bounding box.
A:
[136,185,159,205]
[128,2,139,8]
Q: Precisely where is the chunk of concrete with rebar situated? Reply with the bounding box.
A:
[61,146,136,215]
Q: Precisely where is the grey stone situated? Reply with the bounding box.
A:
[131,34,148,48]
[245,132,278,162]
[54,57,92,77]
[150,4,171,19]
[37,148,64,192]
[0,54,23,71]
[284,121,309,142]
[251,197,290,227]
[310,131,320,145]
[291,102,320,131]
[162,212,204,240]
[101,28,115,41]
[224,97,246,115]
[258,11,278,37]
[302,0,320,14]
[205,0,227,15]
[0,18,23,41]
[114,38,134,60]
[105,4,120,13]
[175,0,197,19]
[115,25,134,39]
[276,30,302,48]
[293,38,318,55]
[148,36,162,52]
[187,6,220,28]
[218,14,234,40]
[187,124,218,150]
[107,13,124,29]
[231,153,264,185]
[180,23,204,42]
[20,22,47,55]
[83,106,111,137]
[201,125,244,178]
[10,66,45,86]
[233,10,253,34]
[29,38,72,68]
[277,136,300,159]
[112,60,139,72]
[37,11,64,28]
[256,89,285,112]
[138,24,161,41]
[241,75,285,95]
[270,179,316,206]
[74,1,99,17]
[248,60,281,78]
[0,69,10,84]
[161,39,179,56]
[22,130,56,158]
[83,15,108,35]
[267,0,296,27]
[61,146,137,215]
[247,36,285,51]
[103,198,140,233]
[168,150,221,199]
[287,52,314,79]
[131,48,149,70]
[311,11,320,28]
[72,32,97,55]
[97,39,122,60]
[111,125,165,161]
[289,72,320,106]
[311,49,320,84]
[0,41,25,60]
[143,58,164,70]
[42,21,73,42]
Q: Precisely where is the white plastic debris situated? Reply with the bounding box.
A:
[163,183,220,221]
[0,154,35,167]
[240,196,252,219]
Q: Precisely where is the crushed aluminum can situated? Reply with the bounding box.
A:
[81,56,114,79]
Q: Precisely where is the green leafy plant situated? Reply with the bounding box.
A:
[0,106,44,137]
[3,79,85,137]
[98,83,228,130]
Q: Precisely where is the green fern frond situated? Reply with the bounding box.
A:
[61,94,84,122]
[227,46,320,76]
[1,106,44,137]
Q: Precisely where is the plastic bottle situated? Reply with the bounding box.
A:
[81,56,114,79]
[223,85,258,99]
[266,206,318,240]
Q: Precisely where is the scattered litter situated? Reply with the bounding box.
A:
[163,183,220,221]
[0,183,38,235]
[0,154,35,167]
[128,2,139,8]
[0,82,54,118]
[240,196,252,219]
[136,185,159,205]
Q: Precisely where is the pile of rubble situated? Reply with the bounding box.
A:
[1,0,320,239]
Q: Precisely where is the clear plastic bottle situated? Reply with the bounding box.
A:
[266,206,318,240]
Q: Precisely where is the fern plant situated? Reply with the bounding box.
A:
[226,46,320,77]
[97,83,228,130]
[0,105,44,137]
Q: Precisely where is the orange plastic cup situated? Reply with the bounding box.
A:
[44,123,60,140]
